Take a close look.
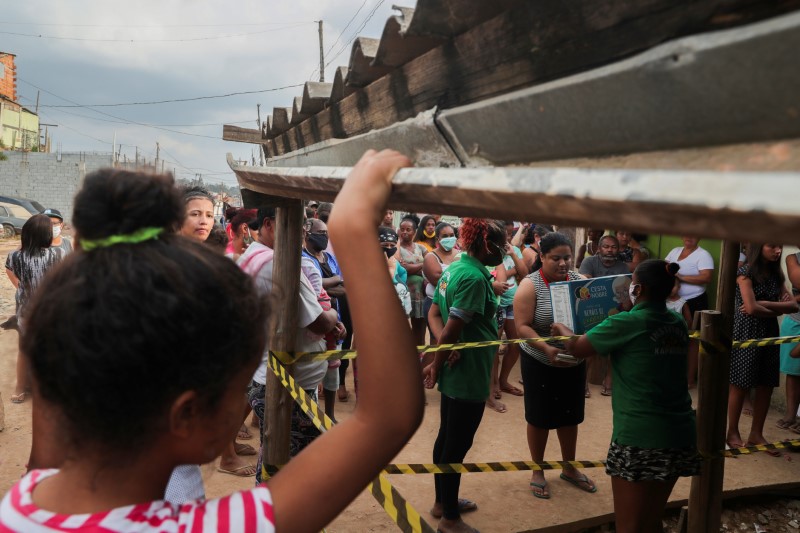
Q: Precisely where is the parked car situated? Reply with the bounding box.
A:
[0,202,32,238]
[0,195,45,217]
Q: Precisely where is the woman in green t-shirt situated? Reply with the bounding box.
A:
[423,218,506,533]
[552,259,701,533]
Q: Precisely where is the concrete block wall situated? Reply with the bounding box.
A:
[0,152,113,222]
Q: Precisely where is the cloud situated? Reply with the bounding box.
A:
[2,0,400,187]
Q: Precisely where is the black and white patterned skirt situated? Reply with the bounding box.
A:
[605,441,702,482]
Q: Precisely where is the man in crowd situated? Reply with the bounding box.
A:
[239,206,339,483]
[579,235,629,278]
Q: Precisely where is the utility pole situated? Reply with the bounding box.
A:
[35,90,41,151]
[155,142,160,171]
[318,20,325,82]
[135,146,139,167]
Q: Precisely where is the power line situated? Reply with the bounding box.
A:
[36,83,303,108]
[27,103,253,128]
[0,24,309,43]
[307,0,369,81]
[0,21,313,28]
[325,0,386,68]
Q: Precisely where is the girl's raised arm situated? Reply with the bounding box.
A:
[269,150,424,532]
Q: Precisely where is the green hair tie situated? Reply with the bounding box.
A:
[80,227,164,251]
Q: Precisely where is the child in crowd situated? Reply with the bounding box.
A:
[666,278,692,325]
[0,150,423,532]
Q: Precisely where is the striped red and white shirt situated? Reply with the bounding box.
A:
[0,469,276,532]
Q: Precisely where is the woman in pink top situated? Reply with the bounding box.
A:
[1,152,423,532]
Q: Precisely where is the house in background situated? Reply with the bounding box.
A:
[0,52,39,152]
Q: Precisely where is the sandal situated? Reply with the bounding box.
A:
[529,481,550,499]
[500,385,524,397]
[430,498,478,518]
[777,419,794,430]
[560,472,597,493]
[601,386,612,397]
[217,465,256,477]
[10,393,27,404]
[584,388,591,399]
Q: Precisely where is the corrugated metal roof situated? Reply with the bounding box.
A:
[258,0,520,142]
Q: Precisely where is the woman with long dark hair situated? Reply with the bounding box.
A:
[397,215,428,348]
[415,214,438,252]
[6,214,64,403]
[727,244,798,452]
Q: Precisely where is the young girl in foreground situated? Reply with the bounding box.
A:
[551,260,700,533]
[0,150,423,532]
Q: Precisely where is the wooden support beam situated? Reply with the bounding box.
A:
[267,0,799,156]
[222,125,263,144]
[260,198,305,482]
[688,311,729,533]
[229,158,800,244]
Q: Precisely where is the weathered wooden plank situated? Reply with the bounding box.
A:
[228,156,800,245]
[222,124,263,144]
[437,11,800,165]
[268,0,799,157]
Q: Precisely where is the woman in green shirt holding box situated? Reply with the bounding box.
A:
[552,259,701,533]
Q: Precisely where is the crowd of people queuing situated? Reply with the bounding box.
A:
[1,150,798,533]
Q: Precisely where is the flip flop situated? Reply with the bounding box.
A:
[487,401,507,413]
[601,387,612,397]
[429,498,478,518]
[584,389,592,398]
[234,442,257,456]
[560,472,597,493]
[217,465,256,477]
[777,419,794,430]
[10,393,27,404]
[529,481,550,499]
[500,385,524,397]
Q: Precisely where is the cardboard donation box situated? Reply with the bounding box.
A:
[550,274,633,334]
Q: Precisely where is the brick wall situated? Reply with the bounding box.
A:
[0,54,16,102]
[0,152,114,223]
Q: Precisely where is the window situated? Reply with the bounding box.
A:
[0,207,7,217]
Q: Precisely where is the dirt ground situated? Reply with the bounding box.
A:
[1,237,799,532]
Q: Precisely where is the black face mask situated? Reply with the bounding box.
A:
[384,246,397,258]
[308,233,329,251]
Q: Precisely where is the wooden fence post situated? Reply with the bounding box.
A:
[688,240,738,532]
[263,199,305,474]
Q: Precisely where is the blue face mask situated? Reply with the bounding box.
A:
[439,236,457,251]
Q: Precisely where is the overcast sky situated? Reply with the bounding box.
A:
[2,0,399,186]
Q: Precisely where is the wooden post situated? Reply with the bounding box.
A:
[263,198,305,474]
[688,310,727,532]
[687,240,738,532]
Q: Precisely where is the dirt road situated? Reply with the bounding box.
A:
[1,238,798,532]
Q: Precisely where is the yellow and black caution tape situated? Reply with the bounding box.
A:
[383,459,606,475]
[719,438,800,457]
[267,353,435,533]
[271,333,800,365]
[733,335,800,350]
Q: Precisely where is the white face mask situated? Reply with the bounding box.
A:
[628,283,640,305]
[52,225,62,238]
